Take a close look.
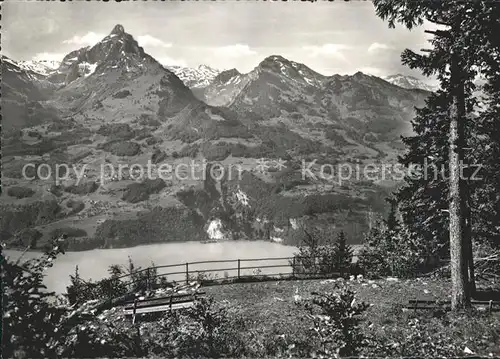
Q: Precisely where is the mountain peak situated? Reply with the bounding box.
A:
[256,55,293,73]
[260,55,289,66]
[110,24,125,35]
[384,74,436,92]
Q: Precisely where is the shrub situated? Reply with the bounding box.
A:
[300,283,369,357]
[2,242,73,358]
[7,186,35,199]
[65,260,140,306]
[158,296,246,358]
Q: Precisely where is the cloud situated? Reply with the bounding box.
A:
[212,44,257,58]
[137,35,172,49]
[33,52,66,62]
[62,32,105,46]
[302,44,350,60]
[367,42,394,53]
[156,55,188,68]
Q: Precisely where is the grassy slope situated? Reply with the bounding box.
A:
[202,278,500,357]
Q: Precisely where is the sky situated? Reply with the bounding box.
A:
[2,1,438,81]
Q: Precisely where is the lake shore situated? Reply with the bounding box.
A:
[3,240,301,294]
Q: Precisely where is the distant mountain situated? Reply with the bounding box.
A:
[18,59,61,77]
[200,68,250,106]
[166,64,220,89]
[384,74,437,92]
[2,25,432,251]
[38,25,251,145]
[197,55,429,156]
[1,56,59,131]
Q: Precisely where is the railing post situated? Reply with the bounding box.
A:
[237,259,241,280]
[185,263,189,284]
[292,257,295,277]
[132,298,138,324]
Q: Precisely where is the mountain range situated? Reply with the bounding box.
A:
[1,24,431,250]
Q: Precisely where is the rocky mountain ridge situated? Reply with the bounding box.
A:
[2,24,429,251]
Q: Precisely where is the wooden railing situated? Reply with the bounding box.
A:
[86,255,352,303]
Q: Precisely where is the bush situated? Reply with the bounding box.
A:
[300,283,369,357]
[2,242,73,358]
[7,186,35,199]
[157,296,246,358]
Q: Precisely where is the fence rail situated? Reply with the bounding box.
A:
[77,254,354,305]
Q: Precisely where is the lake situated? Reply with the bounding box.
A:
[3,240,299,294]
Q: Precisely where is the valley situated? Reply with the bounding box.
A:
[1,24,431,252]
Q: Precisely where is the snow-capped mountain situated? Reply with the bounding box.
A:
[51,24,195,115]
[166,64,220,88]
[1,56,59,130]
[44,25,252,144]
[384,74,437,92]
[18,59,61,77]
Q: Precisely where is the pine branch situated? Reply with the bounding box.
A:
[424,30,452,38]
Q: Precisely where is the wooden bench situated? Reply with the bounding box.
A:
[124,291,206,322]
[406,299,500,312]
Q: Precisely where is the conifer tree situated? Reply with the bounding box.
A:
[371,0,492,309]
[333,231,353,276]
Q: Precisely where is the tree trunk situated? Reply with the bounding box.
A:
[449,44,471,310]
[465,185,476,294]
